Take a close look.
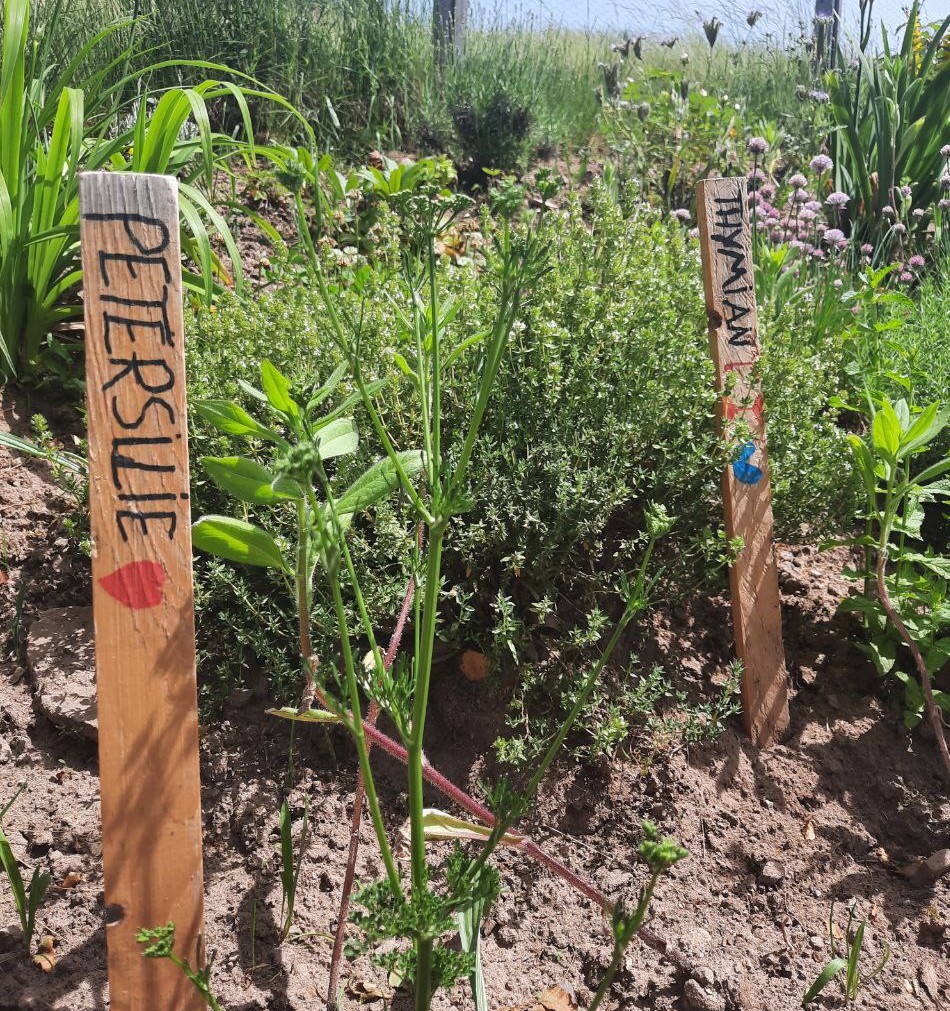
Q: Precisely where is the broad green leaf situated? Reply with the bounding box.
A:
[871,403,900,459]
[202,456,295,505]
[261,359,299,419]
[335,450,424,515]
[915,459,950,485]
[902,552,950,579]
[899,402,947,458]
[306,360,349,411]
[893,671,925,727]
[802,959,847,1006]
[271,475,305,500]
[192,399,282,442]
[316,417,358,460]
[925,638,950,674]
[192,515,288,570]
[236,378,268,404]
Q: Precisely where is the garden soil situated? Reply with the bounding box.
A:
[1,392,949,1011]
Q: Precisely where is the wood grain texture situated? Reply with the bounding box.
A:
[696,176,790,748]
[79,172,205,1010]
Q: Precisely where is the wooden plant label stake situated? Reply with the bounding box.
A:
[696,177,790,747]
[79,172,205,1010]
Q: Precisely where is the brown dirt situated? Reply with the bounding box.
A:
[1,393,948,1011]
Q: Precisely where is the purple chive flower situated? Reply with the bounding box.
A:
[823,227,845,245]
[788,173,807,189]
[760,183,776,199]
[893,222,907,234]
[833,278,843,289]
[913,208,925,218]
[792,189,810,204]
[688,227,700,239]
[909,254,925,268]
[939,198,950,211]
[900,271,913,282]
[826,191,849,208]
[747,136,769,155]
[941,173,950,191]
[861,243,874,254]
[900,185,912,198]
[804,200,823,213]
[673,208,691,222]
[941,144,950,158]
[808,89,830,104]
[810,154,833,174]
[882,205,896,217]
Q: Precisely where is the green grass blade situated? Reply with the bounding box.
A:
[802,959,847,1006]
[0,824,28,935]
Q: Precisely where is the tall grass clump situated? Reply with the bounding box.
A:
[34,0,607,156]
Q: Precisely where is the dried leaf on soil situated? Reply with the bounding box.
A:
[538,985,578,1011]
[346,979,387,1004]
[32,935,57,972]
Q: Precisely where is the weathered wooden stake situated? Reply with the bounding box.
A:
[79,172,205,1010]
[696,176,790,748]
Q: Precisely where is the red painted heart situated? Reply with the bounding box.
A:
[99,560,166,609]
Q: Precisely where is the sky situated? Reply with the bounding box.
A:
[472,0,949,41]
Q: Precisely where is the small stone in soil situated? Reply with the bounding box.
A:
[900,848,950,888]
[682,978,726,1011]
[758,860,786,888]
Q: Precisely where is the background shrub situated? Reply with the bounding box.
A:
[185,183,861,705]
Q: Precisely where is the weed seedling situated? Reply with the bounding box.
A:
[588,821,688,1011]
[802,901,891,1006]
[138,923,224,1011]
[278,797,309,940]
[0,784,52,952]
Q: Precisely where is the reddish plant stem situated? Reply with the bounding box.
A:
[324,700,691,972]
[317,529,689,999]
[327,531,420,1011]
[876,551,950,784]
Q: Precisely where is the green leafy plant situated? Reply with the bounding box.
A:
[588,821,688,1011]
[0,784,52,952]
[193,188,684,1008]
[826,1,950,254]
[802,901,891,1006]
[137,923,224,1011]
[840,394,950,780]
[0,0,302,384]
